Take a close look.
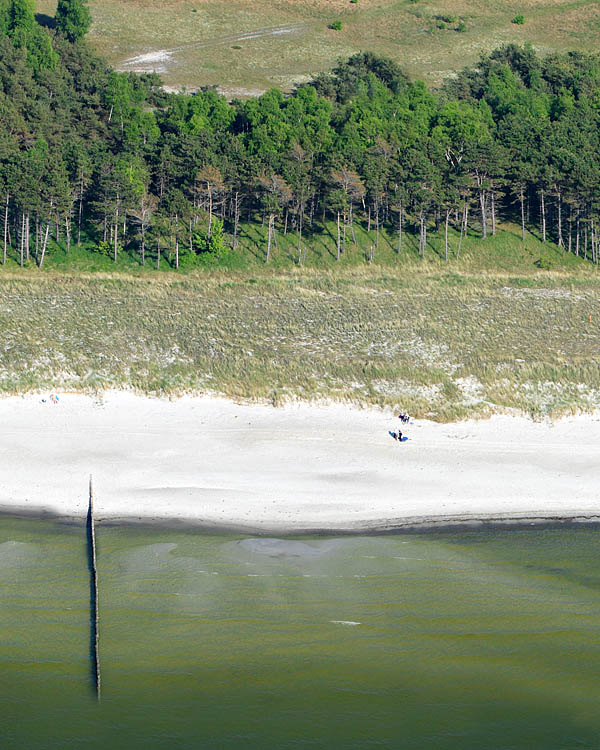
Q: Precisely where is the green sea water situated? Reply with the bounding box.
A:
[1,517,599,749]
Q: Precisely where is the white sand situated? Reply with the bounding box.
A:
[1,392,599,532]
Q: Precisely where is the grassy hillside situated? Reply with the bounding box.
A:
[36,0,600,92]
[0,217,592,275]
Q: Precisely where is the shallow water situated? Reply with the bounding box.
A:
[1,517,599,748]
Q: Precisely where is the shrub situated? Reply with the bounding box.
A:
[93,240,119,257]
[456,21,467,32]
[512,14,525,24]
[328,20,343,30]
[189,218,236,267]
[350,0,358,4]
[534,257,552,270]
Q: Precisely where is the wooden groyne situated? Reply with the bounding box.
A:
[87,475,101,700]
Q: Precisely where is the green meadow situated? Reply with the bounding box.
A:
[33,0,600,92]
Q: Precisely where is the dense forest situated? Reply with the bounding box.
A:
[2,0,600,269]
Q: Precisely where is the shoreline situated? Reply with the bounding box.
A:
[1,392,599,534]
[2,505,600,536]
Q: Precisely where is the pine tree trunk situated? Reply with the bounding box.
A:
[557,192,563,247]
[397,204,402,254]
[2,193,8,265]
[457,200,468,259]
[479,190,487,239]
[78,174,84,245]
[297,204,303,257]
[175,213,179,269]
[157,237,161,269]
[24,214,29,262]
[568,205,572,253]
[233,192,240,250]
[66,217,71,253]
[444,209,450,262]
[114,200,119,263]
[491,192,496,236]
[541,190,546,242]
[20,212,24,267]
[39,222,50,268]
[336,211,341,260]
[350,203,356,244]
[266,214,273,263]
[520,189,525,242]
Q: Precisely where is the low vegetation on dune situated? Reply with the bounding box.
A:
[2,264,599,421]
[36,0,600,92]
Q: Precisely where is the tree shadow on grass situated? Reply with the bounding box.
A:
[239,225,264,262]
[36,13,57,29]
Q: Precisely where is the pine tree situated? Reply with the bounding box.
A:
[55,0,91,42]
[8,0,35,35]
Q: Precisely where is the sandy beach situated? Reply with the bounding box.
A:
[1,392,599,532]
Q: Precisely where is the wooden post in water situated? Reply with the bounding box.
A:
[88,475,101,700]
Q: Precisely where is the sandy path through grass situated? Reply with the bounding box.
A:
[118,23,309,76]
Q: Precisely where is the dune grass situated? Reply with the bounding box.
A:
[2,219,598,421]
[35,0,600,92]
[2,239,599,420]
